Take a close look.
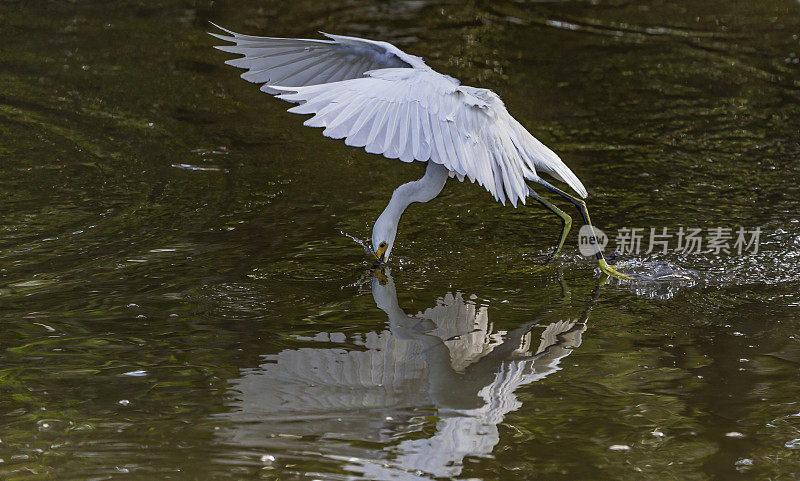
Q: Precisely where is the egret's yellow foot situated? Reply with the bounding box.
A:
[546,217,571,263]
[529,217,572,272]
[598,259,630,280]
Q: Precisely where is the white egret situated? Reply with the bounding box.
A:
[210,24,626,279]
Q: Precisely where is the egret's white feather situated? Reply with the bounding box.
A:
[209,23,421,80]
[211,25,588,204]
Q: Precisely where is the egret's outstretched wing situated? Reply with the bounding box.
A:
[272,69,587,205]
[209,24,427,93]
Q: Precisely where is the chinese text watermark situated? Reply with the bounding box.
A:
[578,226,761,257]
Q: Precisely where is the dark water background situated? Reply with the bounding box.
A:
[2,0,800,479]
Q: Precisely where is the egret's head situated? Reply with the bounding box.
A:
[371,216,397,264]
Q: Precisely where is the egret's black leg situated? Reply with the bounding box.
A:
[528,186,572,262]
[533,178,629,280]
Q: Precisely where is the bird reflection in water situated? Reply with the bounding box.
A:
[216,271,599,480]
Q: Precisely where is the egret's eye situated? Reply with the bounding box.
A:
[379,242,387,248]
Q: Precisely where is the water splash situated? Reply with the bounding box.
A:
[340,230,374,256]
[610,259,701,300]
[608,229,800,299]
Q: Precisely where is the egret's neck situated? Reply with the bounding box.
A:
[373,162,448,255]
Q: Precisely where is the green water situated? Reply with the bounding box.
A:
[2,0,800,479]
